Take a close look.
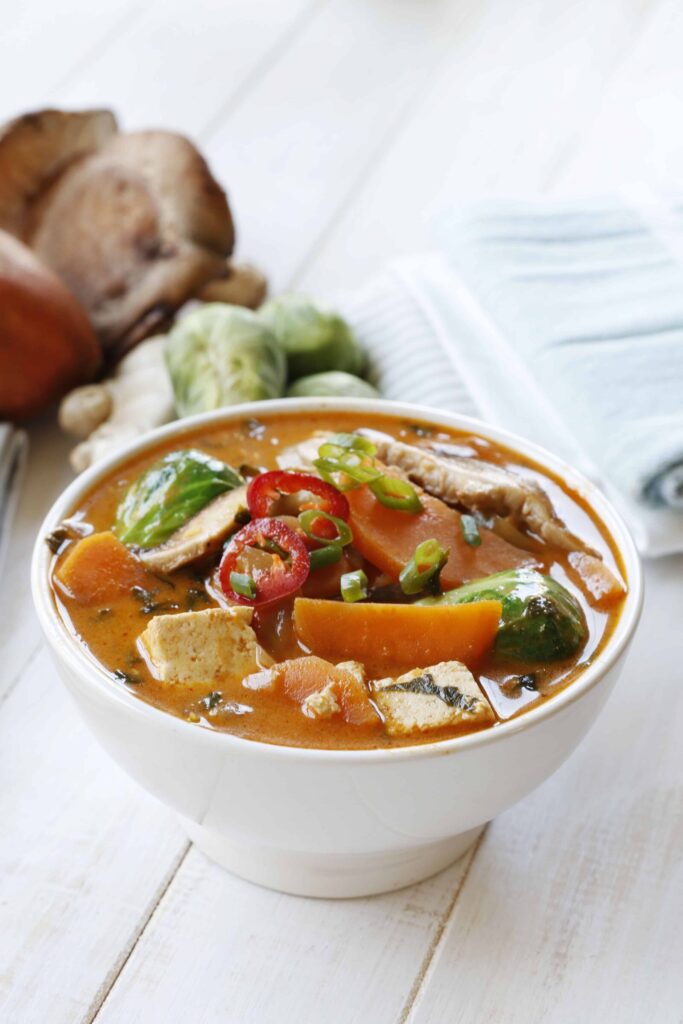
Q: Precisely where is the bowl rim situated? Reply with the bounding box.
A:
[31,396,643,763]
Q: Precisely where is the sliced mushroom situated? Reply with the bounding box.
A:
[0,108,235,361]
[198,261,268,309]
[369,434,596,554]
[27,129,235,360]
[140,484,248,574]
[0,108,117,237]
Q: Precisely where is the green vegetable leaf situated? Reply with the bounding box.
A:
[260,294,365,380]
[287,371,378,399]
[166,305,286,416]
[419,568,587,662]
[115,449,243,548]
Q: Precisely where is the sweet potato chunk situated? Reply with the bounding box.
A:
[346,484,533,589]
[568,552,626,610]
[275,655,379,727]
[293,598,502,669]
[54,530,151,606]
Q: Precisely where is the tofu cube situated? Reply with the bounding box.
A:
[139,606,260,686]
[374,661,495,737]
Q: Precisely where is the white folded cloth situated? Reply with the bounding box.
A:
[340,193,683,556]
[0,424,28,574]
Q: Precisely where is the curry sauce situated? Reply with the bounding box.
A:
[50,411,627,749]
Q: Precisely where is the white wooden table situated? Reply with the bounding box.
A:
[1,2,682,1021]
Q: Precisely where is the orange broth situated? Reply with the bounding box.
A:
[49,411,626,749]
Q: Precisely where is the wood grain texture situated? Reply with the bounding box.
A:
[0,647,187,1024]
[298,0,654,294]
[553,0,683,193]
[203,0,487,290]
[57,0,324,137]
[0,0,145,123]
[93,844,476,1024]
[404,559,683,1024]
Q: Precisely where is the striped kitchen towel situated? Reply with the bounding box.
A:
[340,192,683,556]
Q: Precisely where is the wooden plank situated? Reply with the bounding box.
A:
[0,0,145,123]
[92,844,477,1024]
[403,558,683,1024]
[553,0,683,191]
[57,0,324,137]
[0,647,188,1024]
[297,0,655,294]
[202,0,487,289]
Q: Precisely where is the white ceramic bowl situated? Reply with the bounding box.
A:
[32,399,643,898]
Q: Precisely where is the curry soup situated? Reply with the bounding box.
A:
[49,411,627,750]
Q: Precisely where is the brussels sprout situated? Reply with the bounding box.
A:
[286,371,378,399]
[115,449,243,548]
[165,304,286,416]
[260,294,364,380]
[419,568,587,661]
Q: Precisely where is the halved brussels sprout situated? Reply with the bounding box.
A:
[419,568,587,661]
[286,371,378,399]
[115,449,243,548]
[260,294,364,380]
[165,304,286,416]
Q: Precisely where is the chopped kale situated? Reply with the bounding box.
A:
[113,668,141,685]
[194,692,253,718]
[45,527,70,554]
[131,585,180,615]
[186,586,209,611]
[384,672,481,713]
[200,690,223,711]
[244,417,266,439]
[518,672,538,691]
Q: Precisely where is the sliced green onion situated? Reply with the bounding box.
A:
[229,571,257,599]
[460,514,482,547]
[309,543,343,571]
[298,509,353,547]
[399,539,449,595]
[315,434,381,490]
[315,451,381,488]
[325,432,377,456]
[341,569,368,603]
[369,474,422,513]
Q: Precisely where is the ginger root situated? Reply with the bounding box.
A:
[59,384,113,439]
[60,335,175,473]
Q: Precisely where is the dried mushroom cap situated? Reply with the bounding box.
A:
[28,129,235,360]
[0,229,100,420]
[198,261,268,309]
[0,108,117,237]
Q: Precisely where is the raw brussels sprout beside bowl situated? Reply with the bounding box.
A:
[166,306,287,415]
[165,295,375,417]
[260,294,365,380]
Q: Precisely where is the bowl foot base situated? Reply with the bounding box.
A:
[181,820,485,898]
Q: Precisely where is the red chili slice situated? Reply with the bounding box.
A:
[247,471,349,525]
[218,517,310,607]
